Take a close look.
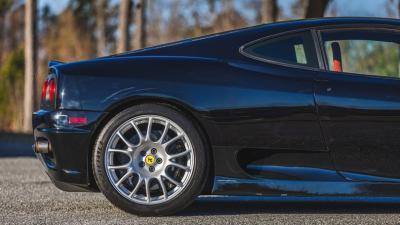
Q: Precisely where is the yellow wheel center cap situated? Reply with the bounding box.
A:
[145,155,156,166]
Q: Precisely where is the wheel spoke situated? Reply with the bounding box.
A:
[169,162,191,172]
[108,164,130,170]
[158,177,168,200]
[145,178,151,203]
[168,149,192,159]
[162,134,183,147]
[130,121,144,143]
[162,174,183,187]
[116,170,132,186]
[129,176,143,197]
[117,131,133,148]
[158,121,169,144]
[145,117,153,141]
[108,148,131,156]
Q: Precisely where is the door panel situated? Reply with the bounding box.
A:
[316,72,400,180]
[315,28,400,181]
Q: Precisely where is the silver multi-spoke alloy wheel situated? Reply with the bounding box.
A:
[104,115,195,205]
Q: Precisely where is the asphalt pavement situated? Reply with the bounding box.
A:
[1,133,400,224]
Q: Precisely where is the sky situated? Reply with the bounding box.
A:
[38,0,398,19]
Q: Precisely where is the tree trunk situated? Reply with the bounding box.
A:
[23,0,37,132]
[0,9,12,63]
[95,0,107,56]
[261,0,278,23]
[304,0,330,18]
[133,0,147,49]
[117,0,132,53]
[208,0,216,14]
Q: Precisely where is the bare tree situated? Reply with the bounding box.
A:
[304,0,330,18]
[117,0,132,53]
[95,0,107,56]
[0,0,13,63]
[133,0,147,49]
[208,0,216,14]
[261,0,278,23]
[23,0,37,132]
[1,7,11,62]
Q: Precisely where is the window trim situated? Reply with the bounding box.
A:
[239,29,323,71]
[316,27,400,80]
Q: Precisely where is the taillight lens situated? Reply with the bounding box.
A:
[41,78,57,107]
[48,79,56,103]
[41,80,48,101]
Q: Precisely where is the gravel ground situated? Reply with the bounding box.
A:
[1,157,400,224]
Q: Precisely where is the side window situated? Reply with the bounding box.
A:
[242,31,319,68]
[321,29,400,78]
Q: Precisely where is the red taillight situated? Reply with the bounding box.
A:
[48,79,56,103]
[42,78,57,106]
[41,80,48,101]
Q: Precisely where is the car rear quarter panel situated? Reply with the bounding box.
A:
[55,56,323,152]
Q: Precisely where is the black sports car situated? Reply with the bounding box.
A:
[33,17,400,216]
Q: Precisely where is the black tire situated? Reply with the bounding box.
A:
[92,103,209,216]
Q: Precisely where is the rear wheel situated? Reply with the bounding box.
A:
[93,104,209,216]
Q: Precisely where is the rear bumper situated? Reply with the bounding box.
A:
[32,109,106,192]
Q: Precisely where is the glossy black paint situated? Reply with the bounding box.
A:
[33,109,105,191]
[33,18,400,196]
[316,71,400,181]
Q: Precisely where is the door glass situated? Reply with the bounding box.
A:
[321,29,400,78]
[243,31,319,68]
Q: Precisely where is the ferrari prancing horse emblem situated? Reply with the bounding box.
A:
[145,155,156,166]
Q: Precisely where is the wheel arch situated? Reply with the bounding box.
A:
[88,96,215,194]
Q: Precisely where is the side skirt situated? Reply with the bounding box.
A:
[212,176,400,197]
